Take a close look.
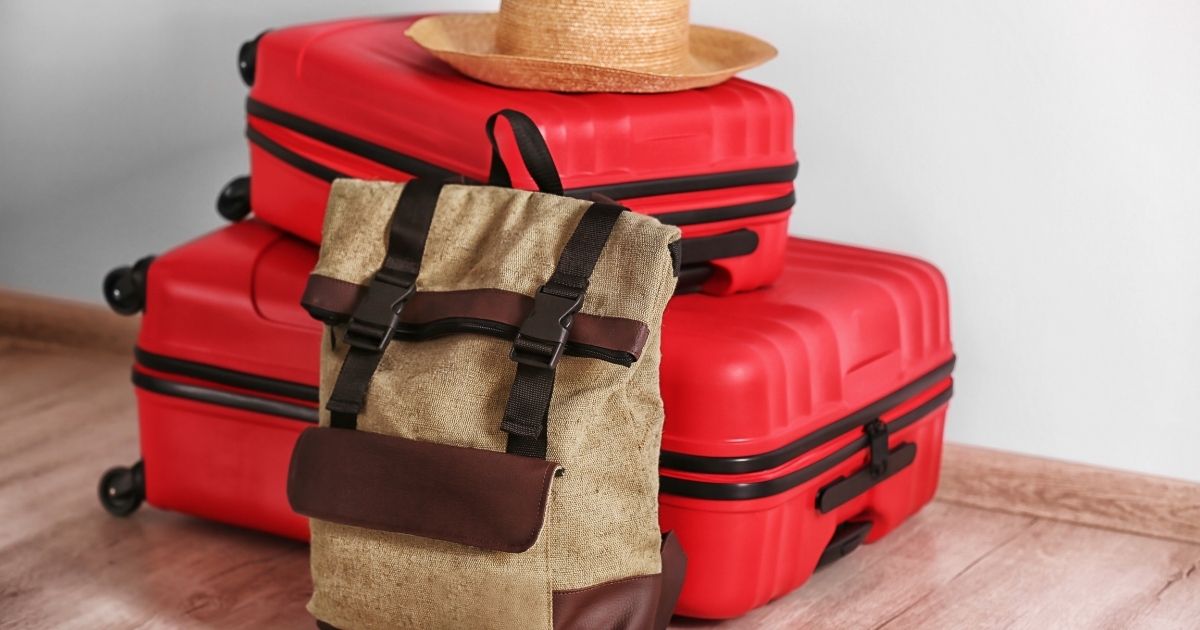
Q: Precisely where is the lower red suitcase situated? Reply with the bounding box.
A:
[100,222,952,618]
[100,220,318,540]
[657,240,954,618]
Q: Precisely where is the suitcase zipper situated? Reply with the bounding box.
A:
[659,356,957,475]
[133,314,633,414]
[658,381,954,501]
[131,325,632,424]
[131,368,319,422]
[245,98,798,227]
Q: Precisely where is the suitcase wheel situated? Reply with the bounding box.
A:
[98,461,145,517]
[238,31,268,86]
[216,175,252,222]
[102,256,153,316]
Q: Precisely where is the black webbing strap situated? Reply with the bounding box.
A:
[326,179,444,430]
[502,202,626,458]
[485,109,564,196]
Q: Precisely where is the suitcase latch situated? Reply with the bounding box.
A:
[864,419,890,477]
[815,419,917,513]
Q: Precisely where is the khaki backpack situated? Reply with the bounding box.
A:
[288,111,686,630]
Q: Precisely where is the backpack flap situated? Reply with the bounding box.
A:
[288,426,560,553]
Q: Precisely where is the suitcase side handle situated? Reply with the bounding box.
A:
[485,109,564,196]
[816,520,873,568]
[816,419,917,513]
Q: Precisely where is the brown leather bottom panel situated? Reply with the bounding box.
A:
[552,531,687,630]
[314,534,686,630]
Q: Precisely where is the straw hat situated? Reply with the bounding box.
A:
[405,0,777,93]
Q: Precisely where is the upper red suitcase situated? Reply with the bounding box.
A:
[101,222,952,619]
[239,14,797,295]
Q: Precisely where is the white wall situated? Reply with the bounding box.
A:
[2,2,1198,481]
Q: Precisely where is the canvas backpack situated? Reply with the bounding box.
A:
[287,110,686,630]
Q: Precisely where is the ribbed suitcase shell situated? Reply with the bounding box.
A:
[126,222,952,619]
[133,221,317,540]
[244,15,797,295]
[658,241,954,618]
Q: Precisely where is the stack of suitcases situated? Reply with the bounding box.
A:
[98,15,955,620]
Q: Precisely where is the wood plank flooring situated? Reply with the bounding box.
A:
[1,340,1198,629]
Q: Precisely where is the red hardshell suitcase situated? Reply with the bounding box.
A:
[100,224,953,619]
[100,220,319,540]
[657,241,954,618]
[238,14,797,295]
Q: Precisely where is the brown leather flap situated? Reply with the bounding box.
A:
[287,427,560,553]
[302,274,651,359]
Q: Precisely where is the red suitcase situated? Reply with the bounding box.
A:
[99,220,318,540]
[100,224,952,619]
[658,240,954,618]
[236,14,797,295]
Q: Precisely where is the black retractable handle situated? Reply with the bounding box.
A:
[484,109,564,196]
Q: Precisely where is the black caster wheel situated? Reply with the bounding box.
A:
[102,255,153,316]
[238,31,268,87]
[216,175,252,222]
[98,461,145,517]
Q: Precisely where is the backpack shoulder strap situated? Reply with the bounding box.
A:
[502,202,626,458]
[325,179,444,430]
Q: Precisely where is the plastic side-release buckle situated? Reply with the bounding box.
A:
[343,271,415,352]
[509,286,585,370]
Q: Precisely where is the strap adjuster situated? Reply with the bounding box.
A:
[343,272,415,352]
[510,286,584,370]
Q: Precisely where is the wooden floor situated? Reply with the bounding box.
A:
[2,339,1199,629]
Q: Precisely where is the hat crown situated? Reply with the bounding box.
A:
[495,0,691,72]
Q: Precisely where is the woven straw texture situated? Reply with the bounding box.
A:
[404,0,776,93]
[308,180,680,630]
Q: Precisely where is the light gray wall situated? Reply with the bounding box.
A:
[2,2,1198,481]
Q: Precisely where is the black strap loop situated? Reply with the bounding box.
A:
[326,179,444,430]
[502,202,626,457]
[485,109,564,196]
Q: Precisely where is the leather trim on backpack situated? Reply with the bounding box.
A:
[314,533,685,630]
[288,427,561,553]
[551,532,687,630]
[302,275,651,358]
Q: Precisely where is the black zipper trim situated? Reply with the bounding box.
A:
[135,348,319,402]
[659,356,957,474]
[248,121,795,234]
[246,99,461,181]
[132,369,318,423]
[246,125,344,183]
[246,97,798,200]
[132,317,631,413]
[654,192,794,227]
[131,318,632,422]
[659,384,954,501]
[562,164,799,201]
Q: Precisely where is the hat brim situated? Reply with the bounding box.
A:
[406,13,777,93]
